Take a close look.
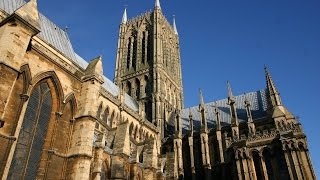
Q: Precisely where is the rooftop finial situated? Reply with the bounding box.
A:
[155,0,161,9]
[227,81,234,99]
[121,7,127,24]
[173,15,178,35]
[199,89,205,107]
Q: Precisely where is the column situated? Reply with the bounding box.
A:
[283,150,295,180]
[242,158,250,180]
[236,159,243,180]
[291,150,303,179]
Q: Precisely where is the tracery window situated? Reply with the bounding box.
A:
[8,80,53,179]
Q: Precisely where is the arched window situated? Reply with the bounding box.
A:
[145,101,152,122]
[8,80,53,179]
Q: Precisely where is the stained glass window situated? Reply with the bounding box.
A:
[8,81,52,179]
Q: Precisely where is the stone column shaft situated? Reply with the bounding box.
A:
[291,150,303,179]
[242,158,250,180]
[236,159,243,180]
[283,151,295,180]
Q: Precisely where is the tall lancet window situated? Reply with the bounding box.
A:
[147,32,152,64]
[8,81,53,179]
[132,36,137,70]
[127,37,132,69]
[142,31,146,64]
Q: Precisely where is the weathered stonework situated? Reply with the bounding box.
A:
[0,0,316,180]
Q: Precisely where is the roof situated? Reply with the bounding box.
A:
[0,0,139,112]
[181,90,269,132]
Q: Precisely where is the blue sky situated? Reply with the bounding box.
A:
[38,0,319,176]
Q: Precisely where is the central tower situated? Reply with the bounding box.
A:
[114,0,183,139]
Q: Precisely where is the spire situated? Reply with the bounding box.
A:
[264,66,282,107]
[155,0,161,9]
[173,16,178,35]
[121,8,127,24]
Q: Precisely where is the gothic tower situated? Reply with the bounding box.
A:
[114,0,183,139]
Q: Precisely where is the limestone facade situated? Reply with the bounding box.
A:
[0,0,316,180]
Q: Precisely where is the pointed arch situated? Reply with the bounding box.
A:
[8,79,57,179]
[30,71,64,111]
[63,93,78,118]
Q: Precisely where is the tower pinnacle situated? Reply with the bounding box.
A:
[199,89,205,108]
[227,81,235,104]
[173,16,178,35]
[121,8,127,24]
[155,0,161,9]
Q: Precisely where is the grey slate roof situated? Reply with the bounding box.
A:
[181,90,269,132]
[0,0,139,112]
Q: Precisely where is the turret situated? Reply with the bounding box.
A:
[227,81,239,140]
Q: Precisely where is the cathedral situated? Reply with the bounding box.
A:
[0,0,316,179]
